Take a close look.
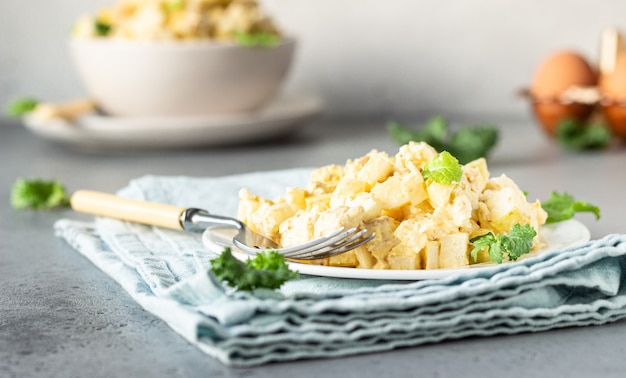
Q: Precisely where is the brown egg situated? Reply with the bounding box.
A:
[600,52,626,139]
[529,51,597,135]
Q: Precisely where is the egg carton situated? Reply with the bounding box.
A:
[520,28,626,138]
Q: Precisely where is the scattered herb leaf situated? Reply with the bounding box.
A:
[541,191,601,224]
[387,116,499,164]
[470,224,537,264]
[422,151,463,184]
[5,97,38,117]
[556,118,611,150]
[234,31,280,47]
[210,248,298,291]
[11,178,71,210]
[94,20,112,36]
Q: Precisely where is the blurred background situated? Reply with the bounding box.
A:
[1,0,625,123]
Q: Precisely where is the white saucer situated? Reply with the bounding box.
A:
[22,94,322,150]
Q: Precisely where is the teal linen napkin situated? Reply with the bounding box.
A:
[54,169,626,367]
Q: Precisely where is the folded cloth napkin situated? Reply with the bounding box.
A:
[54,168,626,367]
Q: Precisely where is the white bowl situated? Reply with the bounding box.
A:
[68,38,296,117]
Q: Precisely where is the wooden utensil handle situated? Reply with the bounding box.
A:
[70,190,185,230]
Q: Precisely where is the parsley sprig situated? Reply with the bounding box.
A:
[470,224,537,264]
[556,118,611,151]
[210,248,298,291]
[422,151,463,184]
[541,192,601,224]
[11,178,71,210]
[5,97,38,117]
[388,116,499,164]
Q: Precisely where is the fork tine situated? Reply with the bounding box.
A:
[281,228,363,257]
[293,234,374,259]
[304,233,375,259]
[234,227,347,255]
[233,225,374,261]
[286,229,375,260]
[270,228,347,255]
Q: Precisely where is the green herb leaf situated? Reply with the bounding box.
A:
[501,224,537,261]
[387,116,499,164]
[556,118,612,150]
[470,232,499,263]
[11,178,70,210]
[165,0,184,11]
[470,224,536,264]
[234,31,280,48]
[541,191,601,224]
[5,97,38,117]
[421,116,448,143]
[388,117,447,150]
[210,248,298,291]
[448,126,499,165]
[422,151,463,184]
[94,20,112,36]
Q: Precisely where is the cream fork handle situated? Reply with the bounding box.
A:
[70,190,185,230]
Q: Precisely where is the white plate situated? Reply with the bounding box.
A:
[202,219,590,280]
[22,94,322,150]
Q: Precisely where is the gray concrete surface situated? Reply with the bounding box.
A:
[1,116,625,377]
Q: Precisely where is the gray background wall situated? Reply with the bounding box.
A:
[1,0,625,123]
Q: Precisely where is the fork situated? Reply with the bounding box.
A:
[70,190,374,260]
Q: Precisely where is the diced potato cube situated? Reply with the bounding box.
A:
[402,172,428,206]
[381,206,407,222]
[403,201,435,219]
[314,206,365,237]
[371,175,408,209]
[306,181,334,196]
[426,181,453,209]
[446,195,473,229]
[354,246,377,268]
[251,202,295,240]
[279,210,318,247]
[463,158,489,193]
[394,219,428,253]
[328,250,358,267]
[388,244,421,270]
[373,260,390,270]
[310,164,344,185]
[285,187,307,211]
[478,179,529,233]
[357,150,394,186]
[342,193,383,221]
[333,177,367,198]
[395,142,439,172]
[439,233,470,268]
[305,193,331,211]
[423,240,440,269]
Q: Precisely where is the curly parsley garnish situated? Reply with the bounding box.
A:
[470,224,537,264]
[11,178,70,210]
[210,248,298,291]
